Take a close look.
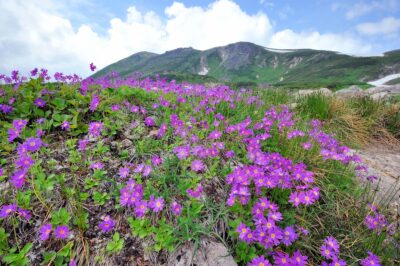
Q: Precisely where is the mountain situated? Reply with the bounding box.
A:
[93,42,400,88]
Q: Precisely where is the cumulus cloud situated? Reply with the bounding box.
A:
[0,0,374,77]
[356,17,400,36]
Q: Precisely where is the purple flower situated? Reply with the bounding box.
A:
[99,216,116,232]
[18,208,31,221]
[39,223,52,241]
[320,244,336,259]
[61,121,70,131]
[151,155,162,166]
[273,252,291,265]
[291,250,308,266]
[89,94,100,112]
[360,252,381,266]
[187,184,203,198]
[248,255,272,266]
[191,159,205,172]
[10,169,27,189]
[8,128,20,142]
[282,226,298,246]
[0,167,3,177]
[171,201,182,216]
[34,98,46,108]
[134,200,148,218]
[90,162,104,169]
[173,145,191,160]
[78,139,89,151]
[54,225,70,239]
[25,137,43,152]
[15,154,35,170]
[149,196,165,213]
[144,117,156,127]
[0,204,17,218]
[90,63,96,72]
[88,121,103,137]
[119,167,130,179]
[142,164,153,177]
[13,119,28,131]
[324,236,340,253]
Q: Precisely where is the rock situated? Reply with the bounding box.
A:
[296,88,332,98]
[317,87,333,96]
[121,139,133,148]
[167,239,237,266]
[370,92,389,100]
[366,85,400,96]
[335,85,365,98]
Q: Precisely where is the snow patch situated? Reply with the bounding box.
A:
[198,67,209,75]
[368,73,400,86]
[265,48,294,53]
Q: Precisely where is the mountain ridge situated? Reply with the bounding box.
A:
[93,42,400,88]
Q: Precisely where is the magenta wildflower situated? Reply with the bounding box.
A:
[174,145,191,160]
[248,255,272,266]
[134,200,148,218]
[187,184,203,198]
[324,236,340,253]
[90,162,104,169]
[17,208,31,221]
[171,201,182,215]
[282,226,298,246]
[360,252,381,266]
[273,251,291,265]
[142,164,153,177]
[191,159,205,172]
[149,196,165,213]
[39,223,52,241]
[61,120,70,131]
[89,94,100,112]
[90,63,96,72]
[8,128,20,142]
[78,139,89,151]
[88,121,103,137]
[144,117,156,127]
[54,225,70,239]
[291,250,308,266]
[25,137,42,152]
[0,204,17,218]
[13,119,28,131]
[99,216,116,232]
[10,169,27,189]
[15,154,35,170]
[321,244,336,259]
[34,98,46,108]
[151,155,162,166]
[119,167,130,179]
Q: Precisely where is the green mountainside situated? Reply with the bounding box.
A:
[93,42,400,88]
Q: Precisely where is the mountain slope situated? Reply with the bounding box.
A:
[93,42,400,88]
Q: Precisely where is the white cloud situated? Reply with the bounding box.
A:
[356,17,400,36]
[346,0,399,19]
[269,29,372,55]
[0,0,374,77]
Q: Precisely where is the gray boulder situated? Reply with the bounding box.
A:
[335,85,365,98]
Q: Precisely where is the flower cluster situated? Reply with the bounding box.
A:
[39,224,70,241]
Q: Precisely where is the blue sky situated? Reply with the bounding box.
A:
[0,0,399,76]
